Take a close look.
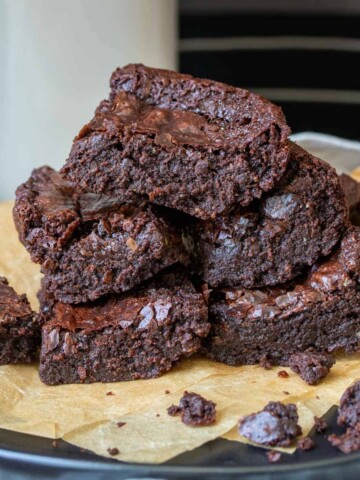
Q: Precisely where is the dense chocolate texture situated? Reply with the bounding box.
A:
[238,401,302,447]
[338,380,360,428]
[288,352,335,385]
[39,271,209,385]
[0,277,40,364]
[340,174,360,226]
[203,227,360,366]
[61,64,290,220]
[167,391,216,426]
[297,437,315,451]
[14,166,187,304]
[189,143,348,288]
[328,425,360,454]
[314,416,328,433]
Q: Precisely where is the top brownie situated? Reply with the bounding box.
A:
[14,166,187,304]
[61,64,290,219]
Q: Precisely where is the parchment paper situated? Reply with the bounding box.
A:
[0,147,360,463]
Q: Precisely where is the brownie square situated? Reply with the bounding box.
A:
[39,270,209,384]
[61,64,290,220]
[14,166,188,304]
[203,227,360,365]
[188,143,348,288]
[0,277,40,364]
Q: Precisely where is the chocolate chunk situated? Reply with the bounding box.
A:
[338,380,360,428]
[288,352,335,385]
[238,401,302,447]
[167,391,216,426]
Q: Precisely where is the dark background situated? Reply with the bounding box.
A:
[179,0,360,139]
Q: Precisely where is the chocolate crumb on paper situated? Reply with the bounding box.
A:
[167,391,216,426]
[106,391,115,396]
[278,370,289,379]
[107,447,120,456]
[116,422,126,428]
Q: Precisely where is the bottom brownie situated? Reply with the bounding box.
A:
[203,228,360,365]
[39,269,209,384]
[0,277,41,364]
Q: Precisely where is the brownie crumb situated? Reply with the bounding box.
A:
[338,380,360,428]
[266,451,282,463]
[288,352,335,385]
[278,370,289,378]
[165,390,170,394]
[106,391,115,396]
[260,355,272,370]
[116,422,126,428]
[297,437,315,451]
[316,395,320,400]
[283,391,290,395]
[167,391,216,426]
[52,440,58,448]
[107,447,120,456]
[314,416,327,433]
[238,401,302,447]
[156,413,160,417]
[328,425,360,454]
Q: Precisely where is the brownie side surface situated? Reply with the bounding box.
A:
[0,277,41,364]
[14,166,188,304]
[189,142,348,288]
[203,227,360,365]
[340,173,360,226]
[39,271,209,384]
[61,64,290,219]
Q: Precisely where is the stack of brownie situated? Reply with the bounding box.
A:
[9,64,360,384]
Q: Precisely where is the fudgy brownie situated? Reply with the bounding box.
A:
[288,352,335,385]
[14,166,187,304]
[188,143,348,288]
[337,380,360,428]
[167,391,216,426]
[38,270,209,385]
[340,174,360,226]
[0,277,40,364]
[203,227,360,366]
[238,401,302,447]
[61,64,290,220]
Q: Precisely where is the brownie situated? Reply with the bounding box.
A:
[0,277,41,364]
[328,425,360,454]
[266,451,282,463]
[238,401,302,447]
[38,270,209,385]
[14,166,187,304]
[187,143,348,288]
[288,352,335,385]
[61,64,291,220]
[167,391,216,426]
[203,227,360,366]
[337,380,360,428]
[340,174,360,226]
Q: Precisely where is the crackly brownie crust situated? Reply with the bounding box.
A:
[61,64,290,220]
[14,166,187,304]
[188,143,348,288]
[0,277,41,364]
[39,270,209,385]
[340,174,360,226]
[203,227,360,366]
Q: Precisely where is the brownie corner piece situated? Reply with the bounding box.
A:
[39,270,209,385]
[61,64,290,219]
[14,166,188,304]
[0,277,41,364]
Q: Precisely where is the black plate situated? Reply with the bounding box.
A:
[0,406,360,479]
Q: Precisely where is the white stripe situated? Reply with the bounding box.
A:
[252,88,360,105]
[180,36,360,52]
